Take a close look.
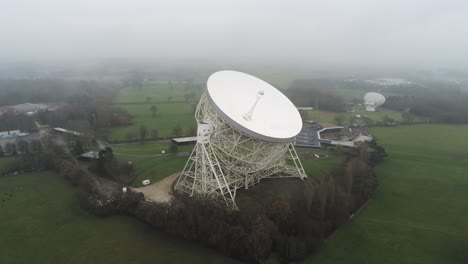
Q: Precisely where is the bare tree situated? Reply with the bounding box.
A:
[17,140,29,155]
[334,115,345,126]
[151,128,159,139]
[172,123,183,137]
[150,104,158,118]
[169,143,179,153]
[139,125,148,143]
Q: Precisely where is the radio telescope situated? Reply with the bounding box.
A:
[174,71,307,209]
[364,92,386,111]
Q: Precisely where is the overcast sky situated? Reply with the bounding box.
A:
[1,0,468,67]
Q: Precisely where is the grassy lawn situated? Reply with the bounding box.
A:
[0,156,15,168]
[110,141,194,187]
[302,108,404,124]
[306,124,468,264]
[297,148,341,180]
[0,171,239,264]
[118,141,338,188]
[109,102,196,141]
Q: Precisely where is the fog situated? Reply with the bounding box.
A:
[2,0,468,68]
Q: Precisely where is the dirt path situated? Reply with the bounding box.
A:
[133,172,180,204]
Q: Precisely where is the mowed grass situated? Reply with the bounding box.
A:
[0,156,15,168]
[110,141,194,187]
[306,124,468,264]
[297,148,341,180]
[109,102,196,141]
[0,172,239,264]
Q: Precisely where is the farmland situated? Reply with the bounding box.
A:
[109,102,196,141]
[307,124,468,264]
[108,80,203,141]
[0,172,238,264]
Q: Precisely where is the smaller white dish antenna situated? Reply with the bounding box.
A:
[364,92,386,111]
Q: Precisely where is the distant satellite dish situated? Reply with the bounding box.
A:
[175,70,307,209]
[364,92,386,111]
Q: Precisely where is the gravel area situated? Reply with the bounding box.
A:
[133,172,180,204]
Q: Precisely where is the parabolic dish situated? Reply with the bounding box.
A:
[364,92,386,106]
[206,70,302,142]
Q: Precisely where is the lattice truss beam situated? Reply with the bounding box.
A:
[174,94,307,209]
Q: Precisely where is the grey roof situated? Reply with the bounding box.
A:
[172,136,197,143]
[10,103,47,113]
[294,123,323,148]
[295,123,372,149]
[15,133,41,143]
[347,126,371,136]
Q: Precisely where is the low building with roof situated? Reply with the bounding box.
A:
[0,130,42,154]
[52,127,84,136]
[171,136,197,145]
[78,151,99,161]
[295,122,373,149]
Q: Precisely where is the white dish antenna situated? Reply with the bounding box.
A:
[364,92,386,111]
[175,70,307,209]
[206,71,303,142]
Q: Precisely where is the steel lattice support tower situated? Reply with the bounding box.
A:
[174,94,307,209]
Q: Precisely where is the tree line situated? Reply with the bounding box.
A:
[287,79,346,112]
[384,92,468,124]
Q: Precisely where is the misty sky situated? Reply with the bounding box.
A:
[1,0,468,67]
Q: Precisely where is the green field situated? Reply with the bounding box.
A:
[307,124,468,264]
[109,102,196,141]
[110,141,194,187]
[112,141,338,187]
[4,125,467,263]
[302,106,427,125]
[0,172,239,264]
[297,148,341,180]
[0,156,15,168]
[109,80,203,141]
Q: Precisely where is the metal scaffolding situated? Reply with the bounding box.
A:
[174,94,307,209]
